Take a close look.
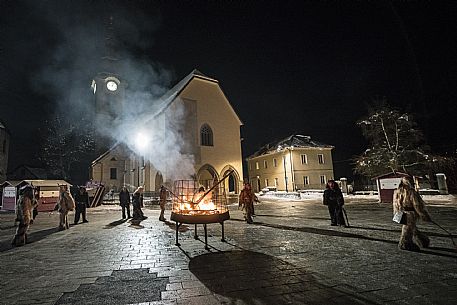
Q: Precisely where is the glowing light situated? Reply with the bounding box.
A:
[135,131,149,152]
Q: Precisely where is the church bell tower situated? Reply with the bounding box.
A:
[91,16,127,150]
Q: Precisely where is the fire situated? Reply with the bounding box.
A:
[174,190,218,215]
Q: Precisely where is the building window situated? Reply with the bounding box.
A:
[300,154,307,164]
[320,175,326,184]
[264,160,268,169]
[110,168,117,180]
[303,176,309,185]
[274,178,278,187]
[255,162,259,170]
[318,154,324,164]
[200,124,213,146]
[265,179,269,187]
[273,158,277,167]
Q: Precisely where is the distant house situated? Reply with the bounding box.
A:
[246,134,335,192]
[7,165,48,181]
[0,120,10,182]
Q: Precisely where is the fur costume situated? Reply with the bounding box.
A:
[239,184,257,224]
[393,177,432,251]
[159,186,167,221]
[11,191,34,246]
[56,186,75,230]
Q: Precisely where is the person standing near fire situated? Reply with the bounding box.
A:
[239,182,258,224]
[11,185,35,246]
[54,185,75,231]
[131,186,147,223]
[119,186,131,219]
[159,185,167,221]
[74,186,89,224]
[393,176,432,251]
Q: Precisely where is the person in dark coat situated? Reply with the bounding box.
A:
[119,186,131,219]
[323,180,346,227]
[131,186,147,223]
[74,186,89,224]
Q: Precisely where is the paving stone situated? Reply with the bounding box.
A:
[1,199,456,304]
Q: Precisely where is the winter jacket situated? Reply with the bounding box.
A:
[323,188,344,206]
[119,190,131,206]
[74,192,89,206]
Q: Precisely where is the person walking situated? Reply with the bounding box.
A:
[74,186,89,224]
[239,182,257,224]
[55,185,75,231]
[323,180,346,227]
[159,185,167,221]
[131,186,147,222]
[119,186,131,219]
[11,185,35,246]
[393,176,432,251]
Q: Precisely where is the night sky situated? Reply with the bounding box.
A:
[1,0,456,181]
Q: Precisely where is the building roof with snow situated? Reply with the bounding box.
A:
[248,134,334,159]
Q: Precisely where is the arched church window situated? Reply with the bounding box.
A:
[200,124,213,146]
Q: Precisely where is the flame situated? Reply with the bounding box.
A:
[173,190,219,215]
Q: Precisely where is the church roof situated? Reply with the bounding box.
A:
[154,69,242,125]
[248,134,334,159]
[156,69,217,110]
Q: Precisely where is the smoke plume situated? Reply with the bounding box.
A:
[28,1,196,181]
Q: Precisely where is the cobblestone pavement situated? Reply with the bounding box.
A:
[0,196,456,305]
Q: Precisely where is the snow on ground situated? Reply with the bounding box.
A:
[257,191,457,204]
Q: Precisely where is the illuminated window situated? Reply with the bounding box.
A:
[303,176,309,185]
[255,162,259,170]
[264,160,268,169]
[200,124,213,146]
[320,175,326,184]
[318,154,324,164]
[273,158,277,167]
[110,168,117,180]
[300,154,307,164]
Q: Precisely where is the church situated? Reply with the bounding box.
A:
[90,69,244,197]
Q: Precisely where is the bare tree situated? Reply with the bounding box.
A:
[354,100,453,179]
[39,115,95,182]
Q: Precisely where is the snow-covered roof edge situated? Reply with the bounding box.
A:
[247,134,334,159]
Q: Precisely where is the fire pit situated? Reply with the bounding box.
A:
[170,178,230,249]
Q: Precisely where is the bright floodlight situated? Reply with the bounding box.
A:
[135,131,149,152]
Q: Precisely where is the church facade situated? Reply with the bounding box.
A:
[90,70,244,195]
